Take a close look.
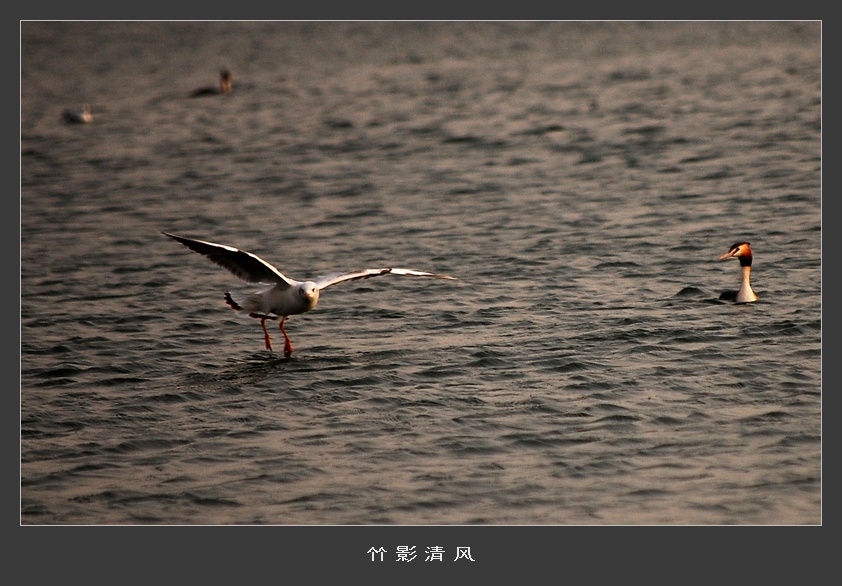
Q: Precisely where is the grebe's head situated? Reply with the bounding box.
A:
[719,242,753,266]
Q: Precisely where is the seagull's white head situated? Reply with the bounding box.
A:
[298,281,320,310]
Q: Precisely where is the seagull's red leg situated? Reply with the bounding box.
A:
[260,317,273,351]
[279,316,293,358]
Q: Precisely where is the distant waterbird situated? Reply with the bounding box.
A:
[188,68,233,98]
[62,104,93,123]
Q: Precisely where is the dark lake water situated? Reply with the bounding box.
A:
[21,21,821,525]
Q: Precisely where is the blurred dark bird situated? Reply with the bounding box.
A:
[188,69,233,98]
[62,104,93,123]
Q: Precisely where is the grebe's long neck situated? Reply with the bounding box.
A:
[737,265,758,303]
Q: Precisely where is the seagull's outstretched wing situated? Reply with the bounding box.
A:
[163,232,295,287]
[315,268,456,290]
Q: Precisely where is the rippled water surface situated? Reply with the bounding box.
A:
[21,22,821,525]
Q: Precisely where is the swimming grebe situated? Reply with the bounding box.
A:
[162,232,456,357]
[718,242,758,303]
[188,69,233,98]
[62,104,93,123]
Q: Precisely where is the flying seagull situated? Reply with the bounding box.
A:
[163,232,456,356]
